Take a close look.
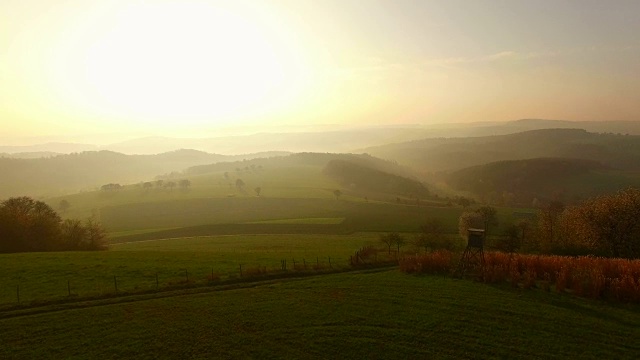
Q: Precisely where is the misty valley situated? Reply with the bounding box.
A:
[1,121,640,358]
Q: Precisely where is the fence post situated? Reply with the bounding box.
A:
[239,264,243,278]
[292,259,296,270]
[329,257,332,268]
[184,269,189,283]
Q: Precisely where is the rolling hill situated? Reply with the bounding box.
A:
[443,157,638,205]
[323,159,429,198]
[362,128,640,173]
[0,149,289,198]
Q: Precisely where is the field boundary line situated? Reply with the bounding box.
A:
[0,265,396,320]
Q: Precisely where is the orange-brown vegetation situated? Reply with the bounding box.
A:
[400,251,640,303]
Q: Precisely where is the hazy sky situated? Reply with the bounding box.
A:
[2,0,639,141]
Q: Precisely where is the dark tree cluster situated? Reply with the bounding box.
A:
[101,183,123,191]
[554,188,640,258]
[0,197,107,253]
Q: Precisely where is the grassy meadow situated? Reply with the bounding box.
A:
[0,234,381,307]
[2,270,639,359]
[43,161,536,243]
[2,152,639,359]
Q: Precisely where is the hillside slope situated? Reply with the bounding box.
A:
[185,152,418,179]
[445,157,640,205]
[0,149,287,198]
[363,129,640,172]
[323,159,429,198]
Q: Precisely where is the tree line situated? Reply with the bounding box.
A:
[0,197,107,253]
[399,188,640,260]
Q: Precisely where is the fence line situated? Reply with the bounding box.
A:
[1,255,377,308]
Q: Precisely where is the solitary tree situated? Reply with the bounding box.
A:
[235,178,246,192]
[496,224,521,254]
[333,189,342,200]
[85,217,108,250]
[380,233,399,254]
[142,182,153,191]
[538,200,565,250]
[457,197,471,209]
[254,187,262,197]
[516,219,531,245]
[179,179,191,190]
[475,206,498,235]
[458,211,484,242]
[59,199,70,213]
[393,233,406,254]
[417,218,447,251]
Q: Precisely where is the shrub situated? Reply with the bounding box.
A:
[400,250,640,303]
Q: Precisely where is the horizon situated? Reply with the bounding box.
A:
[2,118,634,149]
[2,0,640,142]
[0,118,640,156]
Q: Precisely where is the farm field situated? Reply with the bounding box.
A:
[46,165,342,220]
[105,199,466,242]
[1,270,639,359]
[0,234,381,307]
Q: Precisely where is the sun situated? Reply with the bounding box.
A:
[64,1,309,125]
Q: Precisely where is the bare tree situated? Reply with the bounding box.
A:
[393,233,406,254]
[380,233,395,254]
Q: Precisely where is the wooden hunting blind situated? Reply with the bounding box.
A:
[467,228,485,249]
[455,228,486,277]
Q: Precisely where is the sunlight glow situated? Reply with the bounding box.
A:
[54,1,311,125]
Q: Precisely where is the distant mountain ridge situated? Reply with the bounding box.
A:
[4,119,639,156]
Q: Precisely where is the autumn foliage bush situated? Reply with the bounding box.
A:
[400,250,640,303]
[399,250,456,275]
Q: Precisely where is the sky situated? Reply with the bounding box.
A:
[1,0,639,142]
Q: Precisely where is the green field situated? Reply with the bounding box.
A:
[2,270,638,359]
[247,217,345,224]
[47,166,342,220]
[0,234,381,307]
